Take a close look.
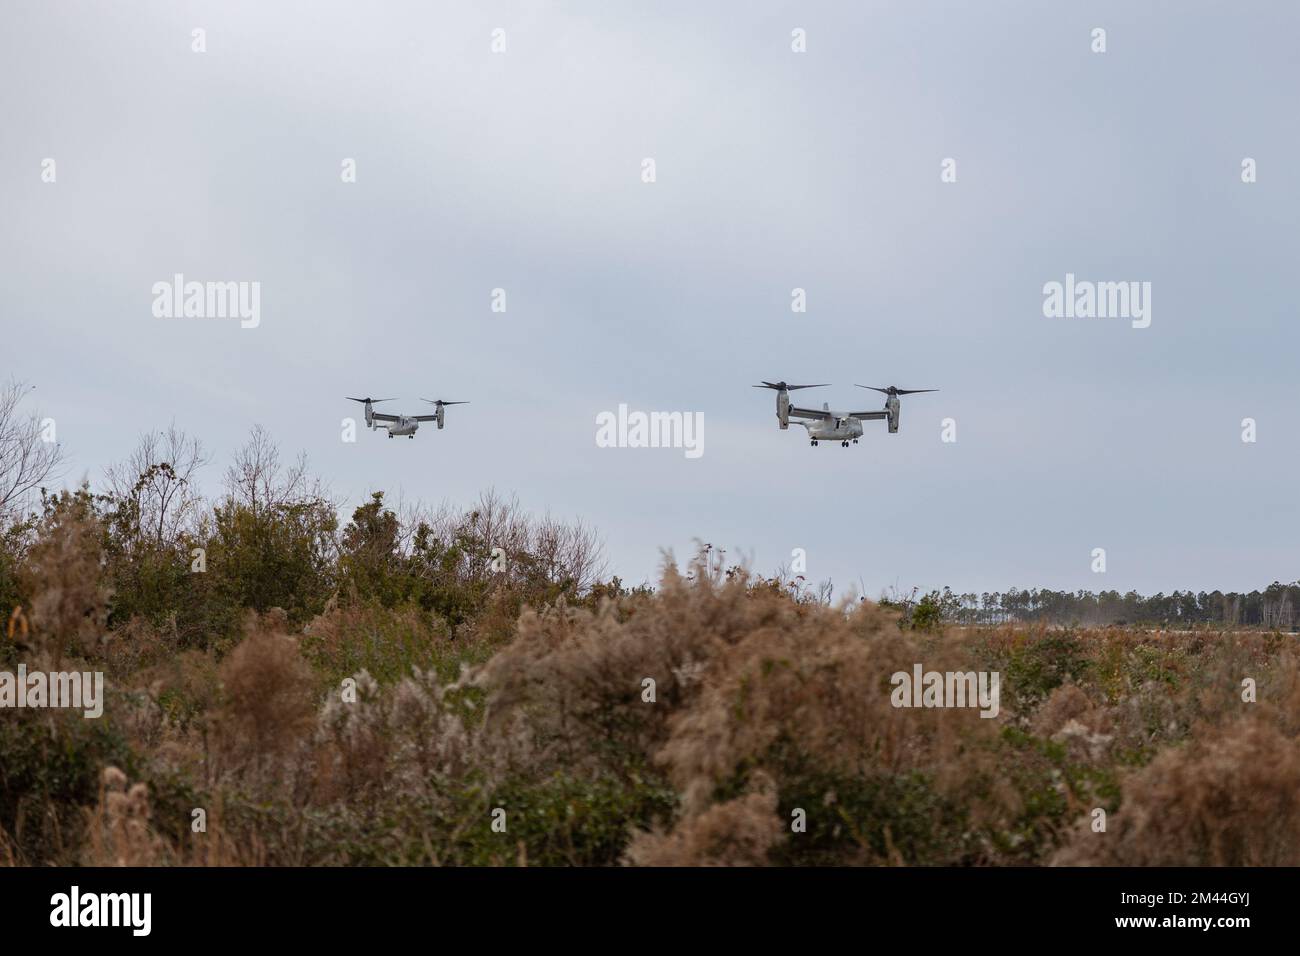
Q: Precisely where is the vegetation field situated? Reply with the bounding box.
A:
[2,427,1297,867]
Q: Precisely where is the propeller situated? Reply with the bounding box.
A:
[752,381,829,391]
[420,399,468,406]
[855,385,939,396]
[346,396,396,404]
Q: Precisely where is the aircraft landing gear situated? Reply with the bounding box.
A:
[810,439,818,446]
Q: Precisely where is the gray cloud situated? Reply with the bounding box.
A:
[2,0,1296,596]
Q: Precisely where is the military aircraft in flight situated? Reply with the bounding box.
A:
[345,396,468,439]
[752,380,937,447]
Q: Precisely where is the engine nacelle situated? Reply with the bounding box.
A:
[887,396,900,433]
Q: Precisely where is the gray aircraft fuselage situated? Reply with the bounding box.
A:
[801,417,865,441]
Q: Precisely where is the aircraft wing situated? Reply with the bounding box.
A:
[788,405,831,420]
[850,411,889,420]
[413,414,440,422]
[370,412,401,423]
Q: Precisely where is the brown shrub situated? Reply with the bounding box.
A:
[82,766,167,866]
[20,504,110,666]
[213,618,316,783]
[468,560,1005,865]
[1054,717,1300,865]
[308,668,478,805]
[101,615,172,678]
[122,649,222,779]
[1032,683,1094,737]
[624,773,783,866]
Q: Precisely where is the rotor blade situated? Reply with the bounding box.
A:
[346,396,397,403]
[855,385,938,394]
[785,384,830,390]
[420,399,468,405]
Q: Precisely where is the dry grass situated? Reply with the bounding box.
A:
[5,523,1300,867]
[1054,717,1300,865]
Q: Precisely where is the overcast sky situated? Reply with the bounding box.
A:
[3,1,1297,598]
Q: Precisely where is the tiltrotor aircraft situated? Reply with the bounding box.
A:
[346,396,468,439]
[752,380,938,447]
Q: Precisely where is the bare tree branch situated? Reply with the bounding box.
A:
[0,379,65,521]
[104,422,209,548]
[223,424,330,515]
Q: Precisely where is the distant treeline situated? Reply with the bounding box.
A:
[894,584,1300,629]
